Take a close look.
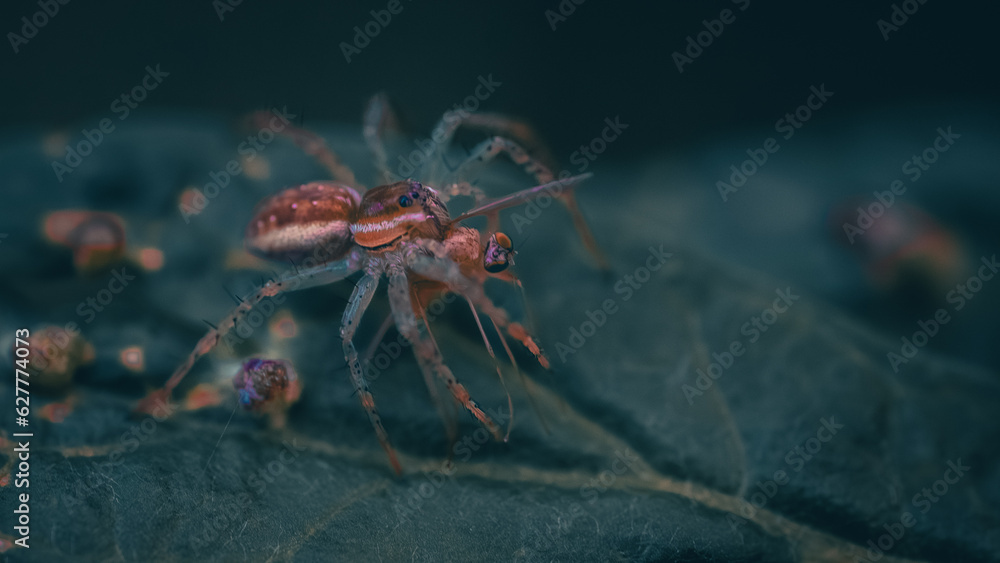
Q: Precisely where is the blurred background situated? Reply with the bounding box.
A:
[1,1,999,561]
[5,1,997,154]
[4,0,999,371]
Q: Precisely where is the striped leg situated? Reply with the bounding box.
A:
[135,257,360,415]
[405,252,552,370]
[423,111,557,182]
[386,267,503,441]
[342,273,402,475]
[449,136,609,270]
[246,110,362,189]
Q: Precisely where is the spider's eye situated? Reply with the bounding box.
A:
[398,195,412,208]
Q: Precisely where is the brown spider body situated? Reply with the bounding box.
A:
[244,182,359,262]
[247,178,500,317]
[140,100,607,474]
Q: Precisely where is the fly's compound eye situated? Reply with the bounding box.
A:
[494,232,513,252]
[484,232,515,273]
[398,195,412,208]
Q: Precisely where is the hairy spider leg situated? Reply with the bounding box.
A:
[360,303,460,450]
[421,110,605,269]
[410,290,460,451]
[449,136,609,270]
[362,92,401,184]
[423,111,553,181]
[386,267,504,441]
[435,181,501,235]
[342,272,403,475]
[246,110,362,189]
[136,258,361,415]
[435,181,489,205]
[429,111,559,167]
[406,252,552,371]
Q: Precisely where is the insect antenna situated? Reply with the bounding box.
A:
[494,259,554,433]
[489,315,551,435]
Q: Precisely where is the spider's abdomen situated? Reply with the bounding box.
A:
[245,182,360,262]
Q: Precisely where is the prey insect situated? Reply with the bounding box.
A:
[137,95,608,474]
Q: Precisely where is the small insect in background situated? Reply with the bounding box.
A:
[232,358,301,429]
[137,94,608,474]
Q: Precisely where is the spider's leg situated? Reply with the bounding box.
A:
[342,273,403,475]
[359,306,459,449]
[411,290,459,450]
[436,181,488,204]
[363,93,400,184]
[468,293,551,370]
[435,181,500,235]
[135,257,361,415]
[406,252,552,370]
[450,136,609,270]
[421,110,606,268]
[386,267,504,441]
[424,111,556,182]
[246,110,363,189]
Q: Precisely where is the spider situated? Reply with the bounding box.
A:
[137,95,608,474]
